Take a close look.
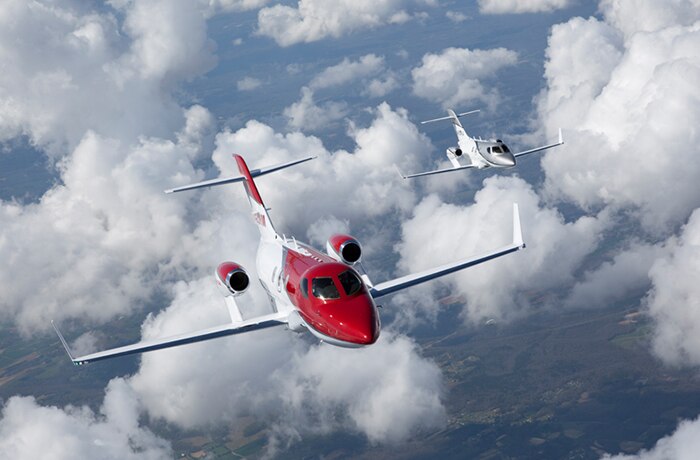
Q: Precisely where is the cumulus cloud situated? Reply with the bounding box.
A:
[123,277,445,444]
[538,10,700,232]
[602,415,700,459]
[0,379,171,460]
[283,87,349,131]
[395,176,603,324]
[479,0,573,14]
[0,0,216,156]
[237,76,263,91]
[411,47,519,110]
[446,11,469,22]
[646,209,700,367]
[273,332,445,444]
[309,54,385,90]
[256,0,433,46]
[0,108,211,333]
[217,102,430,230]
[285,54,398,129]
[565,240,663,309]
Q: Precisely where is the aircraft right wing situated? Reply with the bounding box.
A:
[53,311,288,365]
[399,164,476,179]
[513,129,564,158]
[369,204,524,299]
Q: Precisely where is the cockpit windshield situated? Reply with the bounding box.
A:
[491,146,503,154]
[338,270,362,296]
[312,277,340,300]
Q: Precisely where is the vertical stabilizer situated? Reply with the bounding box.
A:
[233,154,277,238]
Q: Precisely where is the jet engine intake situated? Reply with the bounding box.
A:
[215,262,250,296]
[454,148,463,156]
[327,234,362,265]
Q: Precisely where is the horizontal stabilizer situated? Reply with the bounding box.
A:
[165,156,316,194]
[421,109,480,124]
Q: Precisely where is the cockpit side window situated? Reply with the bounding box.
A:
[312,277,340,300]
[300,278,309,298]
[338,270,362,296]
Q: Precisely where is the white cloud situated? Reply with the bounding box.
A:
[646,208,700,367]
[599,0,700,38]
[273,332,445,444]
[565,240,663,309]
[216,103,430,230]
[395,176,603,324]
[237,76,263,91]
[124,277,445,443]
[0,379,171,460]
[283,87,349,131]
[479,0,573,14]
[256,0,433,46]
[309,54,385,90]
[364,74,400,98]
[411,47,519,110]
[602,415,700,459]
[446,11,468,22]
[538,10,700,232]
[0,116,208,333]
[0,0,216,156]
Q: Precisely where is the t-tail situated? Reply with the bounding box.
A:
[422,108,478,142]
[165,154,316,238]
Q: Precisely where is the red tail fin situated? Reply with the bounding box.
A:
[233,154,275,237]
[234,155,265,207]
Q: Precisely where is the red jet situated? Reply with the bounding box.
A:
[55,155,524,364]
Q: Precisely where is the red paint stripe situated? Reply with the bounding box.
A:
[233,154,264,205]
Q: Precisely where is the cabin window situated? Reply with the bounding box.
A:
[338,270,362,296]
[300,278,309,298]
[312,277,340,300]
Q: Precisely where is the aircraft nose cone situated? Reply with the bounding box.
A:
[333,295,380,345]
[495,153,515,167]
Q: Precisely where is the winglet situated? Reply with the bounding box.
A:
[513,203,525,249]
[394,164,407,180]
[52,320,80,365]
[558,128,564,145]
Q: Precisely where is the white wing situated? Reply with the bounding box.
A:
[513,129,564,158]
[369,204,524,298]
[53,312,288,365]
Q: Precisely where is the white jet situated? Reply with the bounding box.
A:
[400,109,563,179]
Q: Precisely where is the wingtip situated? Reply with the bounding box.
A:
[52,320,76,362]
[394,165,407,180]
[558,128,564,145]
[512,203,525,249]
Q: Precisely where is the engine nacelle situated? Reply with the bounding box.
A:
[215,262,250,297]
[326,234,362,265]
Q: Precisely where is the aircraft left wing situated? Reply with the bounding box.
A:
[513,128,563,158]
[52,312,288,365]
[369,204,525,299]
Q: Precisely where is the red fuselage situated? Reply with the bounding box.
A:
[281,243,380,346]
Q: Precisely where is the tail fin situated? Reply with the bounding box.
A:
[233,154,276,237]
